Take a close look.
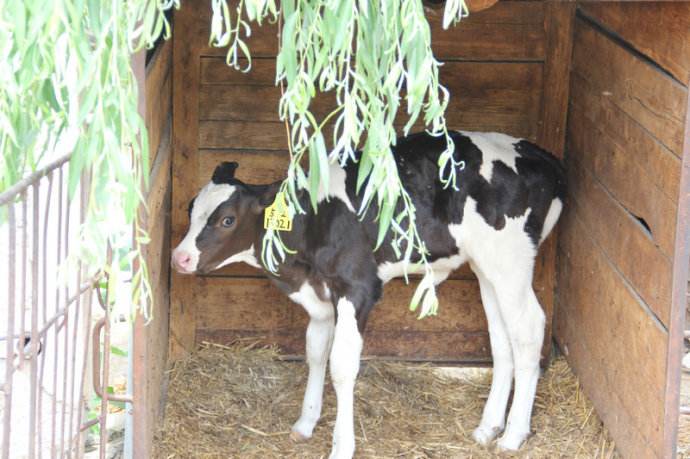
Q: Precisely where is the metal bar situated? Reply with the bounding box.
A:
[37,170,54,459]
[0,153,70,206]
[2,203,17,459]
[74,286,93,456]
[98,312,108,459]
[91,318,133,404]
[52,166,65,457]
[60,181,71,459]
[18,192,27,369]
[66,262,82,458]
[28,183,40,459]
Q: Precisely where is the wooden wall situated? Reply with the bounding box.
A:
[554,4,690,458]
[170,0,573,362]
[132,40,174,459]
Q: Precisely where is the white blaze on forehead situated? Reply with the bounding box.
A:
[462,131,520,182]
[174,182,236,271]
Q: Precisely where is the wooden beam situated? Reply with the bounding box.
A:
[536,1,575,363]
[662,75,690,459]
[169,7,202,361]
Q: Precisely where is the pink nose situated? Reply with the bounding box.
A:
[172,249,193,272]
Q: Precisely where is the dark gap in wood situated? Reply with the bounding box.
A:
[575,8,684,87]
[567,196,669,334]
[632,214,653,238]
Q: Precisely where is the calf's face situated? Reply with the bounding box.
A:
[171,162,279,274]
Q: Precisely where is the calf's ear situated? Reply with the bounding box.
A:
[212,161,239,184]
[251,181,283,213]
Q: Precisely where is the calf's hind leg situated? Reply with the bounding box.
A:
[471,264,514,445]
[495,281,545,451]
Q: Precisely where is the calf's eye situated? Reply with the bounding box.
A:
[221,216,235,227]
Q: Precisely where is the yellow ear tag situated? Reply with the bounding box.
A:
[263,193,293,231]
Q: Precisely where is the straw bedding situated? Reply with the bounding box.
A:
[154,341,618,458]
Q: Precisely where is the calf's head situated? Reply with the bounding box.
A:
[171,162,280,274]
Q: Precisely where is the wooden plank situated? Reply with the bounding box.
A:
[568,73,681,205]
[199,62,543,140]
[133,48,171,459]
[169,7,202,361]
[427,1,545,61]
[578,2,690,84]
[538,2,574,156]
[532,2,574,364]
[197,149,290,188]
[568,82,678,259]
[567,154,673,326]
[572,18,687,156]
[195,277,487,334]
[194,277,491,361]
[662,75,690,459]
[145,39,173,170]
[201,57,276,85]
[555,208,667,459]
[197,327,491,361]
[193,1,545,61]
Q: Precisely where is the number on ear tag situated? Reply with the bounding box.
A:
[264,193,293,231]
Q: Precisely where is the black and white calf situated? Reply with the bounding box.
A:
[171,131,565,458]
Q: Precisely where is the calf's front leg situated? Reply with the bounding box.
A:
[328,297,363,459]
[291,314,335,440]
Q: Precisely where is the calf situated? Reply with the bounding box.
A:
[171,131,565,458]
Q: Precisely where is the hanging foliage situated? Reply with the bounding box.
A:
[1,0,467,320]
[209,0,468,317]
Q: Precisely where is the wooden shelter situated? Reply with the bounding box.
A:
[130,2,690,458]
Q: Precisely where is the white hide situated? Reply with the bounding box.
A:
[541,198,563,244]
[449,197,546,450]
[377,254,466,285]
[461,131,519,182]
[328,298,362,459]
[289,283,335,439]
[317,163,356,213]
[214,245,260,270]
[173,182,236,271]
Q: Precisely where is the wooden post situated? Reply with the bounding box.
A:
[536,1,575,363]
[169,6,202,361]
[663,77,690,459]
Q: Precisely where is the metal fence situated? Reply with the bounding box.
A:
[0,155,125,459]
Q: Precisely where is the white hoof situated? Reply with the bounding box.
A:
[496,430,529,451]
[290,418,317,441]
[472,425,503,445]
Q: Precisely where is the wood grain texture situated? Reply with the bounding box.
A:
[426,1,545,61]
[199,61,543,140]
[134,47,172,456]
[170,7,202,361]
[145,39,173,169]
[663,72,690,459]
[578,2,690,84]
[569,73,681,205]
[572,17,687,156]
[194,278,488,333]
[532,2,574,364]
[193,1,545,61]
[193,277,491,361]
[566,154,672,326]
[555,207,667,459]
[568,79,679,259]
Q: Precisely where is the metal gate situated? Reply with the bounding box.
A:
[0,155,128,459]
